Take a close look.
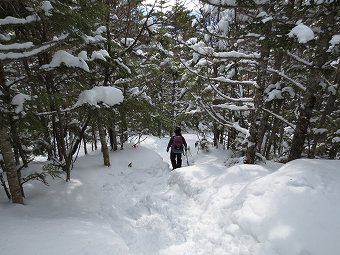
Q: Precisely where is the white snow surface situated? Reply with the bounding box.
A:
[288,23,315,44]
[1,134,340,255]
[75,86,124,107]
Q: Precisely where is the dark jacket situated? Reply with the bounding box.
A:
[167,135,187,153]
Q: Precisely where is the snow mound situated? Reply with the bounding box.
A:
[169,159,271,198]
[231,159,340,255]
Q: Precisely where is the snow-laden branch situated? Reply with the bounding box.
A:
[214,103,254,111]
[200,0,271,8]
[196,98,249,136]
[114,59,131,74]
[41,50,90,72]
[0,34,68,61]
[0,42,34,51]
[36,86,124,116]
[74,86,124,107]
[232,122,249,136]
[267,68,306,91]
[213,51,260,60]
[197,99,233,127]
[120,1,157,56]
[181,59,258,87]
[286,51,312,66]
[0,44,55,61]
[0,14,40,26]
[262,107,296,129]
[213,76,257,86]
[189,43,260,60]
[209,83,253,102]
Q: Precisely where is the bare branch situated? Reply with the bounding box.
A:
[267,68,306,91]
[262,107,296,128]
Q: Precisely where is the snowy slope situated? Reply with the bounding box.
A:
[231,159,340,255]
[1,135,340,255]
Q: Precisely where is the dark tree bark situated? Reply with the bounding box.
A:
[288,8,336,161]
[0,125,24,204]
[245,18,272,164]
[309,67,340,158]
[256,50,284,155]
[98,124,111,167]
[0,61,24,204]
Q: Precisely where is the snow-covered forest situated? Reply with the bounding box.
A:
[1,0,340,254]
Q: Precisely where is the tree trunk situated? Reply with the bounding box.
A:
[288,9,335,161]
[245,19,272,164]
[256,50,284,155]
[108,126,118,151]
[0,61,24,204]
[83,136,87,155]
[10,121,28,167]
[213,123,219,148]
[0,125,24,204]
[309,67,340,158]
[92,126,97,151]
[98,124,110,167]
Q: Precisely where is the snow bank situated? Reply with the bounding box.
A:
[1,216,128,255]
[0,143,168,255]
[231,159,340,255]
[170,161,271,198]
[75,86,123,107]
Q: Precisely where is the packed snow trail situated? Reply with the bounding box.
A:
[96,134,275,255]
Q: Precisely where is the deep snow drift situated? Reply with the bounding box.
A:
[1,134,340,255]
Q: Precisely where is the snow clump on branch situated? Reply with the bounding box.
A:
[288,22,315,44]
[75,86,124,107]
[41,50,90,72]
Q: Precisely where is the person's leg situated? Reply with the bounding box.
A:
[177,153,182,168]
[170,151,177,169]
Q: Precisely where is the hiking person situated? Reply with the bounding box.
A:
[166,127,188,170]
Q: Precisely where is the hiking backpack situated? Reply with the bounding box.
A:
[172,135,183,151]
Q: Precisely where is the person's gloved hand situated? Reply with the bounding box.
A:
[166,148,169,152]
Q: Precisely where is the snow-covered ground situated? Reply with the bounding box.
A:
[1,134,340,255]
